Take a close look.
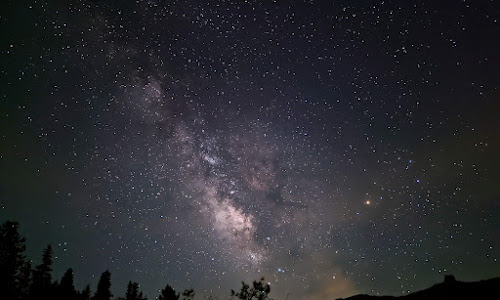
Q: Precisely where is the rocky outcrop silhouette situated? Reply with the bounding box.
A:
[338,275,500,300]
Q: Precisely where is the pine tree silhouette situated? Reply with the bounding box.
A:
[120,281,147,300]
[0,220,27,300]
[18,261,32,299]
[138,290,147,300]
[92,270,113,300]
[56,268,77,300]
[126,281,138,300]
[31,244,54,298]
[79,284,92,300]
[158,284,179,300]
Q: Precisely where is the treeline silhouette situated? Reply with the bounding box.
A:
[0,220,272,300]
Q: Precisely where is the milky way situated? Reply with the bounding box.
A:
[1,1,498,300]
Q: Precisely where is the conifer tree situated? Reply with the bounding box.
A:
[18,261,32,299]
[126,281,138,300]
[138,290,147,300]
[79,284,92,300]
[57,268,77,300]
[158,284,179,300]
[0,221,27,300]
[92,270,112,300]
[31,244,54,297]
[123,281,147,300]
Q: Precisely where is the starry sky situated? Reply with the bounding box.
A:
[1,0,499,299]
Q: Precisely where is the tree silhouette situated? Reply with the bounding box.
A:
[1,219,276,300]
[79,284,92,300]
[138,291,147,300]
[56,268,77,300]
[182,289,195,300]
[231,278,272,300]
[122,281,147,300]
[158,284,179,300]
[0,220,27,300]
[92,270,113,300]
[18,261,32,299]
[31,244,54,297]
[125,281,138,300]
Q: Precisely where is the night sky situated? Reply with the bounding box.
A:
[1,1,499,299]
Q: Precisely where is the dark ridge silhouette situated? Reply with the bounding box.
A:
[338,275,500,300]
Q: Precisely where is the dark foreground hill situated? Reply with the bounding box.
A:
[338,275,500,300]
